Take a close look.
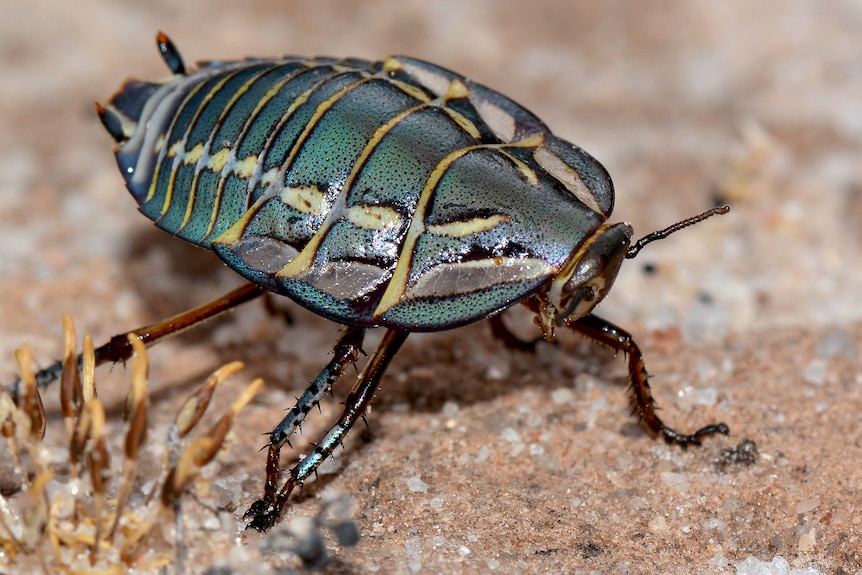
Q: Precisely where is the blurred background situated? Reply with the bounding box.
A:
[1,1,860,573]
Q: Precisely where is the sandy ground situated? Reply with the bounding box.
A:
[1,1,861,573]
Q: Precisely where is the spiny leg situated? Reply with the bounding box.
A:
[9,282,266,394]
[567,314,728,445]
[258,326,365,508]
[246,328,409,531]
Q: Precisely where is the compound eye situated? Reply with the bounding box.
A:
[568,252,603,292]
[549,223,633,323]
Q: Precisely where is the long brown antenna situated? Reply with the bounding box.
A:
[626,205,729,259]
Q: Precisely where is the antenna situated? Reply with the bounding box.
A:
[626,205,729,259]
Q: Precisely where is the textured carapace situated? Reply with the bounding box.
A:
[99,38,621,332]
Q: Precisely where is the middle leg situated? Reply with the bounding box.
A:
[247,328,409,530]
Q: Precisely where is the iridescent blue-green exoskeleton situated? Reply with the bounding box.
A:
[55,33,728,529]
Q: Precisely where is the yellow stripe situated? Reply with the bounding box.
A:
[443,108,481,140]
[275,98,423,279]
[499,150,539,186]
[179,67,275,232]
[157,72,237,221]
[374,134,545,318]
[204,69,318,241]
[373,147,473,317]
[144,81,206,205]
[209,194,268,246]
[388,78,433,103]
[212,72,371,246]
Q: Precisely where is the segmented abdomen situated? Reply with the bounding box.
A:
[105,54,612,330]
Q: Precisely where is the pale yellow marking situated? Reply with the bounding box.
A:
[166,140,183,159]
[499,150,539,186]
[389,79,433,103]
[233,154,259,178]
[194,73,296,238]
[382,57,403,73]
[444,78,469,100]
[154,134,166,154]
[280,185,326,215]
[207,147,231,172]
[144,77,212,205]
[426,214,509,237]
[375,134,546,318]
[158,73,236,220]
[261,167,279,187]
[210,194,270,246]
[183,142,204,165]
[533,147,603,214]
[443,108,482,140]
[347,204,400,231]
[276,95,425,280]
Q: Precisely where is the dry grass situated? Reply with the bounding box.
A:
[1,316,262,574]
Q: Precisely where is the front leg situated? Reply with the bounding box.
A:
[567,314,728,445]
[246,328,409,531]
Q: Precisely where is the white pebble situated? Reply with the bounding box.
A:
[406,475,428,493]
[794,497,820,514]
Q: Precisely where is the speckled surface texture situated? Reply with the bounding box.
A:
[1,1,861,573]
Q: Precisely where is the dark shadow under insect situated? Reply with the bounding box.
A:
[13,33,730,531]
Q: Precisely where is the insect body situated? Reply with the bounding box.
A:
[79,34,731,530]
